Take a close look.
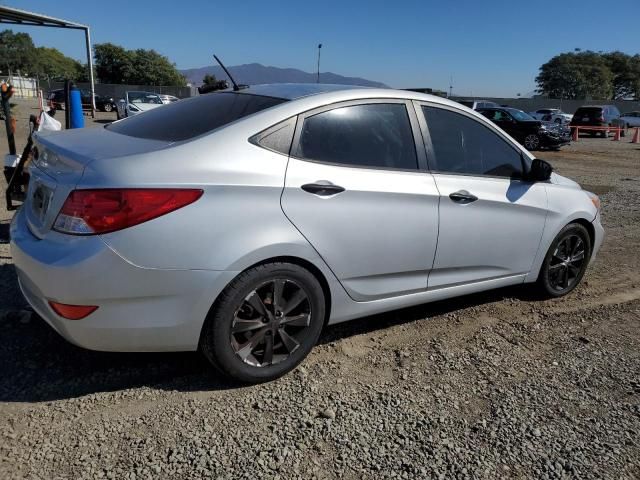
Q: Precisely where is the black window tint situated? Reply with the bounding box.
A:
[297,103,417,170]
[423,106,523,178]
[107,92,287,141]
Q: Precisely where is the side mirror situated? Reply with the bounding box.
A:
[529,158,553,182]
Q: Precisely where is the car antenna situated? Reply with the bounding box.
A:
[213,55,248,91]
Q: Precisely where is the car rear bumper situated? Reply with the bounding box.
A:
[10,207,237,352]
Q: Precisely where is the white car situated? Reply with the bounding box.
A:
[12,84,604,383]
[116,91,164,119]
[531,109,573,124]
[620,111,640,128]
[159,94,179,104]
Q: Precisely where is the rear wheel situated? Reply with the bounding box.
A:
[536,223,591,298]
[200,262,325,383]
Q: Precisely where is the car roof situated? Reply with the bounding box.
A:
[236,83,375,100]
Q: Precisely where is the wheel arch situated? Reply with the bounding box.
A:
[246,256,333,326]
[206,255,334,330]
[569,217,596,254]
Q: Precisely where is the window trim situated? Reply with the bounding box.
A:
[413,100,531,181]
[289,98,428,173]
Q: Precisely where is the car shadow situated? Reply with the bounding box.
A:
[93,119,114,124]
[0,267,537,404]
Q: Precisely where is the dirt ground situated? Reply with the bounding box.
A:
[1,98,639,479]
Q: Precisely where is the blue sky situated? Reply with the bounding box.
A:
[3,0,639,96]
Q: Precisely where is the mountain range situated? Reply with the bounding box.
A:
[180,63,387,88]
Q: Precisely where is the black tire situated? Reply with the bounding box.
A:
[536,223,591,298]
[103,103,113,113]
[200,262,325,383]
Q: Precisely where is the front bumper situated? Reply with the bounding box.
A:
[590,211,605,263]
[10,207,237,352]
[540,131,571,147]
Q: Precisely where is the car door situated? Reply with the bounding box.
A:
[281,100,440,301]
[415,103,548,289]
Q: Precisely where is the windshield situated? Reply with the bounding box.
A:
[127,91,163,105]
[107,92,288,141]
[506,108,535,121]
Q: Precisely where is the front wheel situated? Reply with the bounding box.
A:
[536,223,591,298]
[524,134,541,151]
[103,103,113,112]
[200,262,325,383]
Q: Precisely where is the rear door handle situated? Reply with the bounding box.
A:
[449,190,478,204]
[301,181,345,196]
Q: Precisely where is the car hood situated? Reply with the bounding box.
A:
[550,172,581,189]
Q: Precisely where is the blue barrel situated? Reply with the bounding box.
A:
[69,86,84,129]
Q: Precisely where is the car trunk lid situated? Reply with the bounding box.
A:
[25,127,172,238]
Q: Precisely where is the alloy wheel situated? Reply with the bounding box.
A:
[230,279,312,367]
[547,234,586,292]
[524,134,540,150]
[104,103,113,112]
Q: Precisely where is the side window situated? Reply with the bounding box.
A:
[423,106,524,178]
[251,118,296,156]
[296,103,418,170]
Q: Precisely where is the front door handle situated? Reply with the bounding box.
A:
[301,181,345,196]
[449,190,478,204]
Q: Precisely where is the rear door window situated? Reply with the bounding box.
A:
[294,103,418,170]
[107,92,287,141]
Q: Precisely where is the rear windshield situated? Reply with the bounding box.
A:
[574,107,603,116]
[107,92,287,141]
[458,101,474,108]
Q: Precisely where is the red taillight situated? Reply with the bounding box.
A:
[53,188,203,235]
[49,301,98,320]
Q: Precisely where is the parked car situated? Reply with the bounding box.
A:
[477,107,571,150]
[540,112,573,125]
[620,111,640,128]
[159,94,179,104]
[457,99,500,110]
[570,105,625,137]
[529,108,571,122]
[531,108,573,124]
[12,84,603,383]
[48,89,116,112]
[116,91,164,119]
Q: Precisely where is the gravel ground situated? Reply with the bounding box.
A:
[1,99,639,479]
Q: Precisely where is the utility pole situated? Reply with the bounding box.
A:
[316,44,322,83]
[449,75,453,98]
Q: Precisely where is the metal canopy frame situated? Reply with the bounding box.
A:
[0,5,96,115]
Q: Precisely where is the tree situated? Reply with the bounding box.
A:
[32,47,85,81]
[536,51,614,100]
[603,51,640,99]
[94,43,185,86]
[0,29,89,81]
[202,73,217,86]
[0,29,37,75]
[94,43,135,85]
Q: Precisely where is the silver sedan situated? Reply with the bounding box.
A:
[11,84,604,383]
